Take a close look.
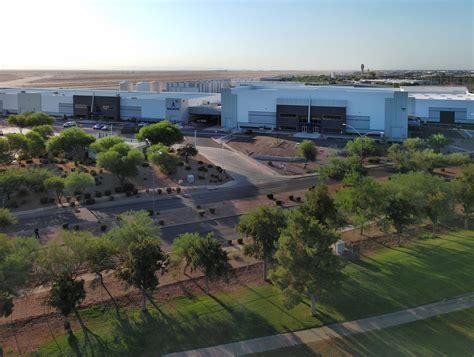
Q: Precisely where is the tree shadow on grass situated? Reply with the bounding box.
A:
[109,302,278,356]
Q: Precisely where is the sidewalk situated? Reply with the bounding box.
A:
[165,292,474,357]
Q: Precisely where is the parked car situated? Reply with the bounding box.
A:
[0,129,3,136]
[138,122,148,127]
[63,121,78,128]
[92,123,103,130]
[100,125,110,131]
[408,117,422,128]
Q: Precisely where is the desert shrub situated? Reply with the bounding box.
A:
[289,195,294,201]
[275,200,283,206]
[198,210,205,217]
[73,224,79,231]
[157,188,162,194]
[209,208,215,214]
[267,161,273,166]
[176,187,181,193]
[228,240,233,245]
[267,193,274,200]
[147,209,154,216]
[62,223,69,229]
[166,187,172,194]
[237,238,243,245]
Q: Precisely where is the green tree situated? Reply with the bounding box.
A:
[237,206,286,280]
[6,133,29,162]
[345,136,379,159]
[270,209,344,316]
[97,143,144,184]
[26,112,54,127]
[178,143,198,163]
[84,236,120,316]
[36,232,91,336]
[0,234,39,318]
[380,193,417,244]
[47,128,95,161]
[89,136,124,154]
[445,152,471,166]
[298,140,317,168]
[136,120,183,146]
[171,232,202,274]
[116,237,168,311]
[0,208,18,227]
[7,114,29,133]
[451,164,474,229]
[0,138,10,164]
[45,176,65,205]
[25,130,46,158]
[31,124,54,139]
[301,185,343,228]
[193,234,233,294]
[64,172,95,196]
[336,174,385,235]
[428,133,451,153]
[319,155,366,181]
[147,143,179,174]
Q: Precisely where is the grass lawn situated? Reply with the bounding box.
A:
[253,307,474,357]
[36,230,474,356]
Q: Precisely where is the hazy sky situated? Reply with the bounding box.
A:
[1,0,472,70]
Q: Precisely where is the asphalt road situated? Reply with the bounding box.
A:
[8,176,317,241]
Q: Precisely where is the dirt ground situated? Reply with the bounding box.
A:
[227,135,339,175]
[0,70,321,89]
[2,151,231,212]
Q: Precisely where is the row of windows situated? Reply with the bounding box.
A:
[279,114,343,121]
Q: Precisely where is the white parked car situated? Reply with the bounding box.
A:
[92,123,103,130]
[100,125,110,131]
[63,121,78,128]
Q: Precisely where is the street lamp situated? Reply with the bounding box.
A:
[145,138,162,215]
[342,123,384,138]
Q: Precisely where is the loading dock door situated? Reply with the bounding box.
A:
[440,111,455,124]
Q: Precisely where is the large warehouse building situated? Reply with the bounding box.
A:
[0,88,220,124]
[222,84,409,140]
[402,86,474,124]
[1,84,472,141]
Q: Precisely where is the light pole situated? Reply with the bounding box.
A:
[145,138,160,215]
[342,123,384,138]
[221,142,225,172]
[194,129,197,147]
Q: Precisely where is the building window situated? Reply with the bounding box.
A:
[322,115,342,120]
[74,104,87,109]
[279,113,297,119]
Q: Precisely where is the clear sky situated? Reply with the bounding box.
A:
[1,0,472,70]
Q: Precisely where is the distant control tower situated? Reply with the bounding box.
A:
[361,64,365,75]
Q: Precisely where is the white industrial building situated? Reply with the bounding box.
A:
[1,84,472,141]
[221,84,409,140]
[0,88,220,124]
[166,80,231,93]
[402,86,474,124]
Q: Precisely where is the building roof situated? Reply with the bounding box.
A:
[0,87,218,99]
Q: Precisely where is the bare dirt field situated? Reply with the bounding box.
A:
[0,70,319,89]
[227,135,339,175]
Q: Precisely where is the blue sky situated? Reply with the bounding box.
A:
[1,0,472,70]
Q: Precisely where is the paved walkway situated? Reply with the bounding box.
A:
[165,292,474,357]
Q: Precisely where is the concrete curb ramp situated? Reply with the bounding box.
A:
[164,292,474,357]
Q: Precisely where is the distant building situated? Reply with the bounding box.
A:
[0,87,220,124]
[166,80,231,93]
[361,64,365,75]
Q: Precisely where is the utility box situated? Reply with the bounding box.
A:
[332,239,345,256]
[187,175,195,183]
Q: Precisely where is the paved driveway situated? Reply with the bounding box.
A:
[198,146,283,185]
